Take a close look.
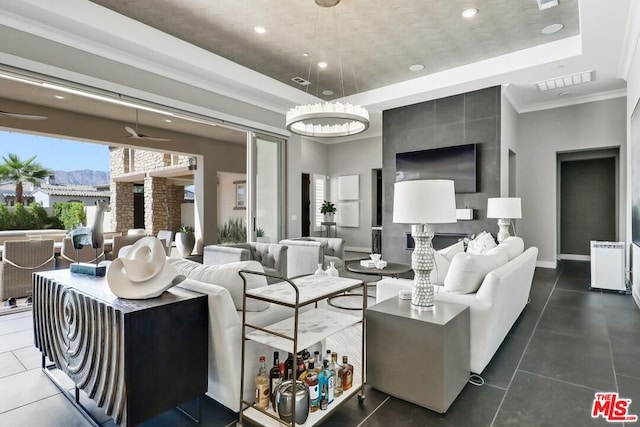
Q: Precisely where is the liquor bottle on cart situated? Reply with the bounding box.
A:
[305,360,320,413]
[269,351,281,410]
[255,356,270,409]
[331,352,343,397]
[341,355,353,391]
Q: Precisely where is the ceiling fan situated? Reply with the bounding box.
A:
[124,110,171,141]
[0,109,48,120]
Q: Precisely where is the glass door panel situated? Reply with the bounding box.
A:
[247,133,284,243]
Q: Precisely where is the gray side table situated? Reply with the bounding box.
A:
[366,298,470,413]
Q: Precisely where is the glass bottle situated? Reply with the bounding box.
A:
[269,351,280,410]
[322,359,334,404]
[255,356,270,409]
[331,352,343,397]
[297,354,307,380]
[320,383,328,410]
[341,355,353,391]
[284,352,293,380]
[305,360,319,413]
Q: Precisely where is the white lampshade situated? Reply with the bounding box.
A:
[487,197,522,219]
[393,180,457,224]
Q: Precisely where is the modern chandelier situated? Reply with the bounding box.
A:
[285,0,370,138]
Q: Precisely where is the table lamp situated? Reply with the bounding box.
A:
[487,197,522,243]
[393,179,457,311]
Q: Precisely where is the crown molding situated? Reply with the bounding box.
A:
[617,0,640,80]
[516,88,626,114]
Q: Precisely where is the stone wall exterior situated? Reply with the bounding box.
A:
[111,181,134,232]
[109,147,190,235]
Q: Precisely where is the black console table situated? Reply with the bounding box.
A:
[33,270,207,426]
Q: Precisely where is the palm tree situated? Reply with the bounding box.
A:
[0,153,53,205]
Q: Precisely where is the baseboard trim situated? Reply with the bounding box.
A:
[536,260,557,269]
[558,254,590,261]
[345,246,371,253]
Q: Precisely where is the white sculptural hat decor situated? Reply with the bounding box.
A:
[107,236,184,299]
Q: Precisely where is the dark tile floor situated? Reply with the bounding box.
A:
[1,261,639,426]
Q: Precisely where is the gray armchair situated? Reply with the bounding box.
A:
[279,237,345,278]
[203,242,288,281]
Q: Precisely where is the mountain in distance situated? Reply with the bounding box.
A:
[54,170,110,186]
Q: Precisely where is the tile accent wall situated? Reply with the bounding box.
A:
[382,86,501,264]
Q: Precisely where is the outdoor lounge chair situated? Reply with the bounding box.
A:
[0,239,56,300]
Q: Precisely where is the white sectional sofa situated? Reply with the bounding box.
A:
[166,257,319,412]
[376,237,538,374]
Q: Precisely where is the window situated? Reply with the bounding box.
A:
[313,174,327,232]
[234,181,246,209]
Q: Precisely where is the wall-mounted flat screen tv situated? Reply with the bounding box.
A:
[395,143,477,193]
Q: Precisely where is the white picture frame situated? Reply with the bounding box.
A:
[338,175,359,201]
[337,201,359,227]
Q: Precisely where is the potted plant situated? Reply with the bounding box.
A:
[256,227,270,243]
[175,224,195,257]
[320,200,336,222]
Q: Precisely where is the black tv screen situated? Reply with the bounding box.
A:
[395,144,477,193]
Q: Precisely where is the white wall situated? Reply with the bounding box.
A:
[217,172,246,228]
[517,98,627,268]
[327,136,383,251]
[501,91,519,197]
[625,4,640,307]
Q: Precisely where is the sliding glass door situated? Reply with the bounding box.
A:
[247,132,285,243]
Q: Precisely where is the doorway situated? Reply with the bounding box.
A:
[558,149,618,257]
[133,184,145,229]
[302,173,311,236]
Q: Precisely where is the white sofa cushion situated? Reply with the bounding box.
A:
[443,250,509,294]
[169,258,269,311]
[438,240,465,261]
[466,231,497,254]
[496,236,525,261]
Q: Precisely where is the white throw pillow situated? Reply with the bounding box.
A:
[466,232,497,255]
[496,236,524,261]
[438,240,465,262]
[443,250,509,294]
[431,251,450,286]
[168,259,269,311]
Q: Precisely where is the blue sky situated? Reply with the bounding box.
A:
[0,130,110,171]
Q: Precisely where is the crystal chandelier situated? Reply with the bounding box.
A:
[285,0,370,138]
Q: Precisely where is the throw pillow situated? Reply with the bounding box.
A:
[168,258,269,311]
[466,231,497,255]
[431,250,450,286]
[443,250,509,294]
[496,236,524,261]
[437,240,465,262]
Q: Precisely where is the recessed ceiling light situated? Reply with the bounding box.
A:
[302,52,309,57]
[541,23,563,35]
[318,61,328,69]
[164,119,172,123]
[322,90,334,96]
[254,26,266,34]
[54,95,65,99]
[409,64,425,72]
[462,8,478,18]
[559,91,570,96]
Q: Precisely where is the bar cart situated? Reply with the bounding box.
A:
[237,271,367,426]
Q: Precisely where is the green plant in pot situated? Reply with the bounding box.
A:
[175,224,195,258]
[320,200,336,222]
